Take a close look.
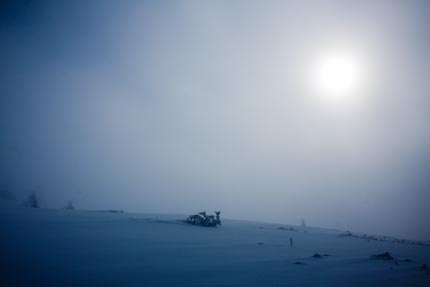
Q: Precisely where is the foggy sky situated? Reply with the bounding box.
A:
[1,0,429,240]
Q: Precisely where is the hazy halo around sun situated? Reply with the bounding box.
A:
[310,49,364,104]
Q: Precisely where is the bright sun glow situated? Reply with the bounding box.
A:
[312,51,362,102]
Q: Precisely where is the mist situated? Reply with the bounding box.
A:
[1,0,429,240]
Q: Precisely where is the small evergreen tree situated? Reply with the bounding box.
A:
[25,192,38,208]
[65,201,75,210]
[300,218,306,227]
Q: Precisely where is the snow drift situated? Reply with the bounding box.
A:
[0,201,429,286]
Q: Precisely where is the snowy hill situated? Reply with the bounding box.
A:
[1,202,429,287]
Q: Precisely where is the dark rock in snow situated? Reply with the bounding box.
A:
[339,231,352,237]
[371,252,395,260]
[98,209,124,213]
[278,226,297,232]
[400,259,413,263]
[420,264,429,275]
[312,253,323,258]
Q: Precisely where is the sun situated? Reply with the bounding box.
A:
[311,51,362,102]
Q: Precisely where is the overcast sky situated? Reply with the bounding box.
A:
[0,0,429,240]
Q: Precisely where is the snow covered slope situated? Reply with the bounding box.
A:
[1,202,429,286]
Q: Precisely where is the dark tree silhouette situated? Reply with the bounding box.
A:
[25,192,38,208]
[300,218,306,227]
[65,201,75,210]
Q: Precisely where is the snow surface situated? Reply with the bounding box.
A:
[1,201,429,286]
